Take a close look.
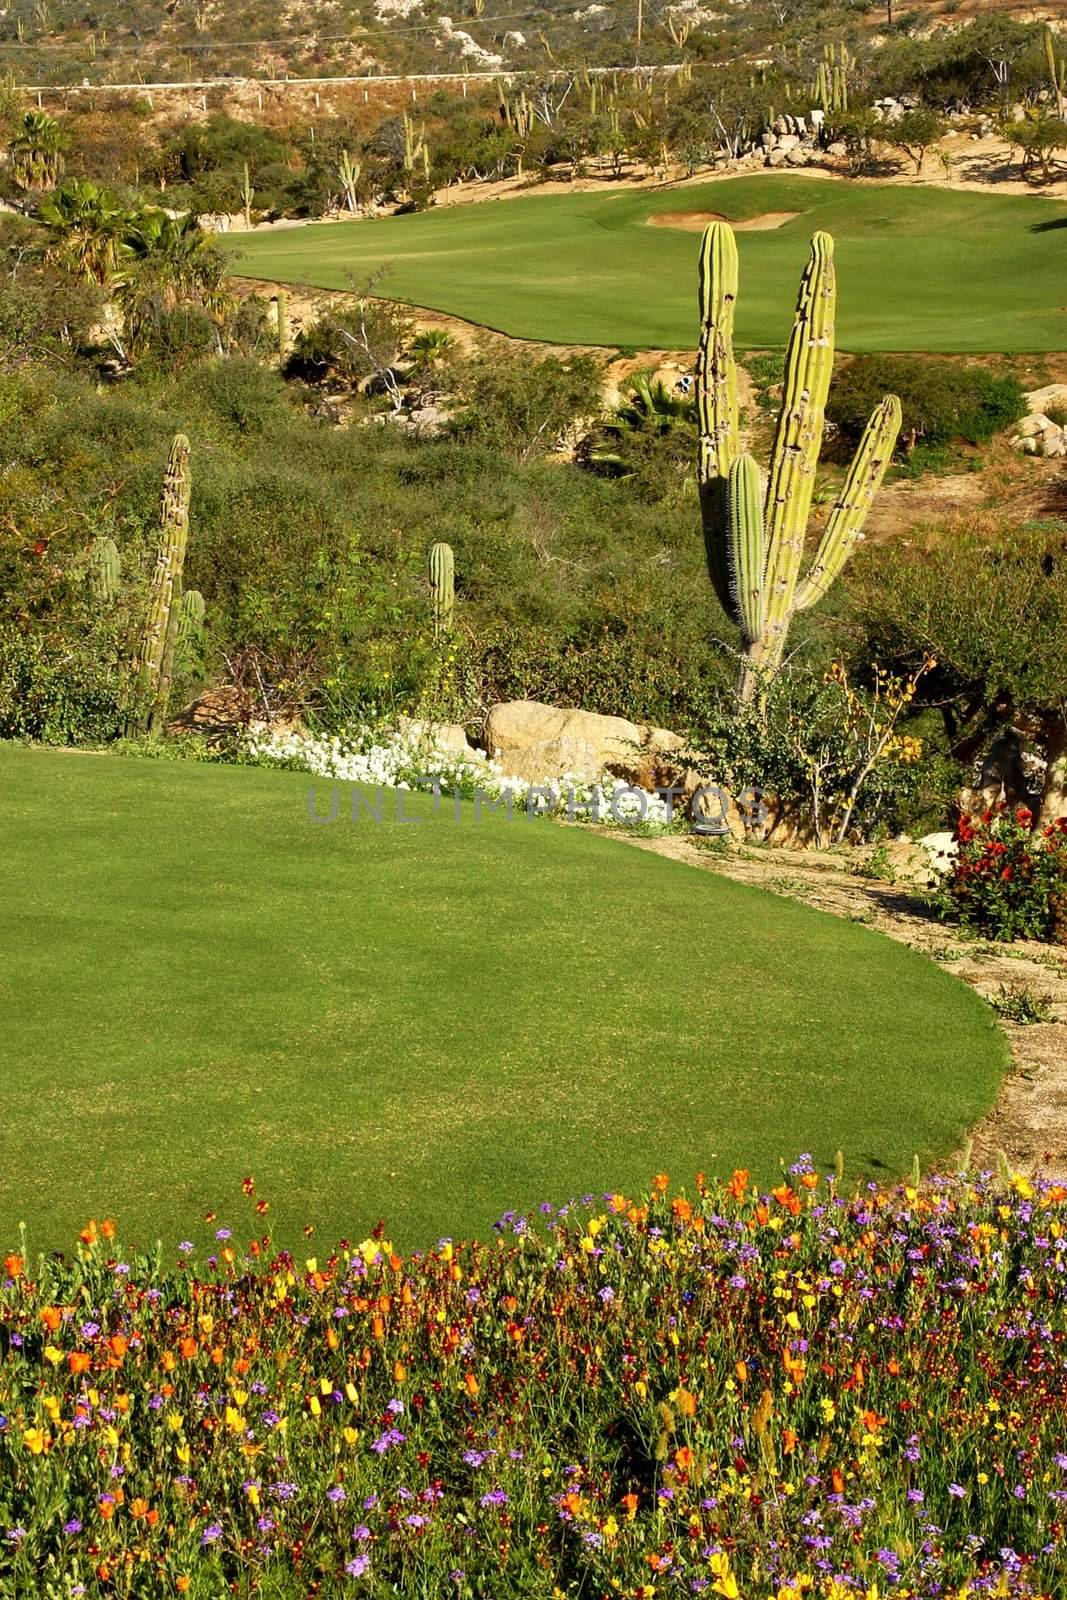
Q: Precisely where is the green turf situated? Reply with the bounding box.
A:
[225,175,1067,352]
[1,746,1006,1253]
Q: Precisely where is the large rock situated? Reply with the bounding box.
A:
[1026,383,1067,414]
[493,736,603,785]
[485,701,684,778]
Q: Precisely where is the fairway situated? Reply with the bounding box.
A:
[1,747,1005,1253]
[226,175,1067,352]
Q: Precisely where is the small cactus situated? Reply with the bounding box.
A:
[87,534,121,603]
[276,292,288,356]
[177,588,206,669]
[428,541,454,638]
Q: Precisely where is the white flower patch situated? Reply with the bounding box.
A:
[244,726,674,830]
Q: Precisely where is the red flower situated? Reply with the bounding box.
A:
[1001,867,1013,881]
[1015,807,1033,827]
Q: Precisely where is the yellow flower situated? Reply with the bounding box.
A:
[225,1406,244,1434]
[22,1426,49,1455]
[166,1411,183,1433]
[43,1345,63,1366]
[819,1398,836,1423]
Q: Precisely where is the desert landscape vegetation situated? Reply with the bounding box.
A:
[2,0,1067,1595]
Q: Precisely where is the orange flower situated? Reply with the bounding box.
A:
[861,1409,887,1431]
[672,1197,692,1222]
[727,1169,749,1201]
[108,1334,128,1360]
[79,1221,98,1247]
[40,1306,62,1332]
[130,1498,150,1519]
[620,1492,638,1520]
[800,1172,819,1191]
[176,1579,191,1594]
[464,1372,479,1397]
[887,1357,901,1377]
[831,1467,844,1494]
[782,1427,798,1455]
[735,1360,748,1384]
[178,1337,197,1360]
[4,1253,23,1279]
[562,1491,582,1515]
[653,1173,670,1193]
[68,1351,91,1376]
[100,1219,116,1240]
[674,1446,693,1471]
[393,1361,407,1384]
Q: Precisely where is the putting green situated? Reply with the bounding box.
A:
[225,174,1067,352]
[0,746,1006,1252]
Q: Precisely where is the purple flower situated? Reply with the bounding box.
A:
[479,1488,508,1509]
[327,1486,346,1503]
[63,1519,82,1535]
[371,1428,406,1454]
[598,1285,615,1303]
[352,1525,371,1541]
[201,1524,223,1546]
[345,1554,371,1577]
[949,1483,966,1498]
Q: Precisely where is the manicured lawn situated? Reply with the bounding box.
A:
[1,746,1005,1252]
[225,174,1067,352]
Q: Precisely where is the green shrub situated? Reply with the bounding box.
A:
[930,805,1067,941]
[0,624,131,743]
[827,355,1025,458]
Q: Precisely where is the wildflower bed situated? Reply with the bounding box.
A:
[2,1165,1065,1599]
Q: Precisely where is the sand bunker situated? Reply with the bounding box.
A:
[648,210,800,232]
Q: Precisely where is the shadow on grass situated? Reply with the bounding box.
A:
[1030,215,1067,233]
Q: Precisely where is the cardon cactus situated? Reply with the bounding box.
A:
[87,534,121,603]
[177,588,206,668]
[428,541,454,638]
[696,223,901,702]
[134,433,191,733]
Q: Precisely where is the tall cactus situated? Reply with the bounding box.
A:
[1046,26,1066,112]
[696,224,901,703]
[134,434,191,734]
[276,291,288,356]
[87,534,121,603]
[428,541,454,638]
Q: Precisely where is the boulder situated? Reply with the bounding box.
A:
[919,831,957,875]
[875,839,939,886]
[485,700,684,778]
[493,736,602,785]
[1026,383,1067,415]
[826,141,847,158]
[785,147,813,166]
[396,716,477,758]
[169,685,254,738]
[1017,412,1052,437]
[776,133,801,152]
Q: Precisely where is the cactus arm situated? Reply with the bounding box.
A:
[725,453,765,644]
[794,395,901,612]
[760,231,836,651]
[695,221,740,619]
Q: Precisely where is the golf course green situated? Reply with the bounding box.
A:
[1,746,1006,1252]
[225,174,1067,352]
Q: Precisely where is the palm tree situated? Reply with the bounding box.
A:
[118,209,231,353]
[8,111,65,194]
[38,179,129,286]
[583,372,696,477]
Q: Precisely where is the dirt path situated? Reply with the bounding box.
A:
[606,831,1067,1181]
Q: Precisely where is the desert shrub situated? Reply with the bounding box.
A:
[827,355,1025,458]
[444,349,604,462]
[931,804,1067,941]
[285,300,410,392]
